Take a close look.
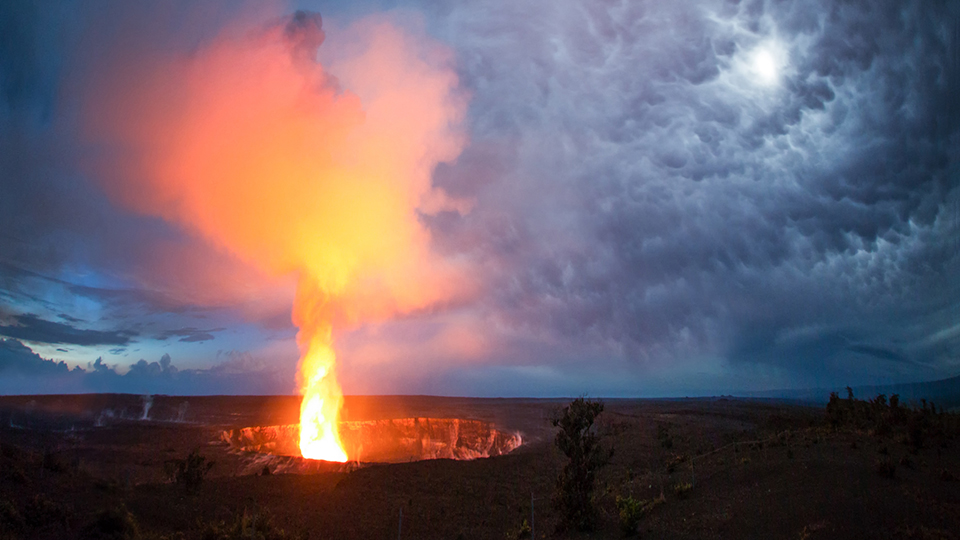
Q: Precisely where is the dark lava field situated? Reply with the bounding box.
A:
[1,394,959,539]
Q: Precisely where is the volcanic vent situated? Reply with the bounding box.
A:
[223,418,522,466]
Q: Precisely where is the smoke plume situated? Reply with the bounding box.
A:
[80,9,469,459]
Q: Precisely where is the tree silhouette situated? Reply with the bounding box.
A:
[552,397,611,532]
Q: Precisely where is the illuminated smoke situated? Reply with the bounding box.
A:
[81,10,468,460]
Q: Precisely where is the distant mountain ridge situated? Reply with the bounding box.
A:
[741,374,960,410]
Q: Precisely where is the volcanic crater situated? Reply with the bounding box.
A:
[222,418,522,473]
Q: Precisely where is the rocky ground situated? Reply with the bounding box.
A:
[0,394,958,539]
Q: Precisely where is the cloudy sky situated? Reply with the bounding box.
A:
[1,0,957,397]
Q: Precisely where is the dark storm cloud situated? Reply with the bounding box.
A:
[0,2,65,123]
[156,327,224,343]
[421,0,960,386]
[0,338,74,375]
[0,261,183,318]
[0,313,136,346]
[178,333,217,343]
[847,344,910,365]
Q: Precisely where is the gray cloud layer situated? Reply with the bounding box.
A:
[0,338,293,395]
[420,0,959,385]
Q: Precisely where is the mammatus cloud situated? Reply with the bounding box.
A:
[338,0,960,392]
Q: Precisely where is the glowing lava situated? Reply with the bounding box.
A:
[297,335,347,461]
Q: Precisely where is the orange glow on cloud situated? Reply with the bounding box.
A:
[82,10,469,461]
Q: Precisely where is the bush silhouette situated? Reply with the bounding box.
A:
[81,504,140,540]
[875,458,896,479]
[164,448,214,492]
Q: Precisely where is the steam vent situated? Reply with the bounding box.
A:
[223,418,522,465]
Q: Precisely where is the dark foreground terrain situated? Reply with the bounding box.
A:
[0,393,958,539]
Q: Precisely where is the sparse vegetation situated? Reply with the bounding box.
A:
[826,392,957,451]
[552,397,611,532]
[201,507,302,540]
[3,393,960,539]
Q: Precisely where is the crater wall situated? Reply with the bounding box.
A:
[222,418,522,463]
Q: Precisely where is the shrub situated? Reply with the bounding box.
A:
[81,505,140,540]
[22,494,71,529]
[875,458,896,479]
[42,449,70,473]
[505,518,531,539]
[552,397,611,532]
[164,448,214,492]
[95,478,123,493]
[673,482,693,499]
[615,496,643,537]
[615,494,664,537]
[656,424,673,449]
[907,415,926,449]
[0,499,24,532]
[666,453,688,473]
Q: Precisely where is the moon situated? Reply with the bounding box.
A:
[750,43,785,86]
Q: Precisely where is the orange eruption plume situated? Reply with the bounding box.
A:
[81,11,469,461]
